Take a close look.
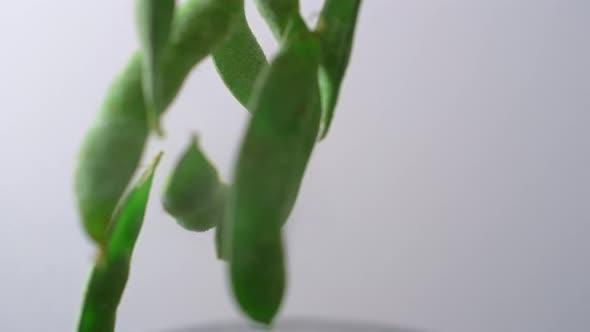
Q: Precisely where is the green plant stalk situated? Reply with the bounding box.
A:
[77,152,162,332]
[75,0,243,245]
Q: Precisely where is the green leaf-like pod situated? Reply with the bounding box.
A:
[212,8,268,109]
[75,0,243,244]
[254,0,304,41]
[135,0,176,135]
[227,31,322,325]
[316,0,362,139]
[162,137,225,232]
[77,152,162,332]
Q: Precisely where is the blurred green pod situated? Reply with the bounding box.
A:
[135,0,176,135]
[212,8,268,109]
[162,137,225,232]
[75,0,243,244]
[316,0,362,139]
[77,152,162,332]
[227,31,322,325]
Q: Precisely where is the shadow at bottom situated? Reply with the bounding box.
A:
[164,317,426,332]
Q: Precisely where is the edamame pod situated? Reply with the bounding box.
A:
[162,137,225,232]
[75,0,243,244]
[135,0,176,135]
[228,31,322,324]
[316,0,362,139]
[254,0,306,41]
[75,56,149,244]
[212,8,268,109]
[77,152,162,332]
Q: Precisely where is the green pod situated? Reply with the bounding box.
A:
[75,0,243,244]
[135,0,176,135]
[212,8,268,109]
[254,0,306,41]
[75,56,149,244]
[77,152,162,332]
[162,137,225,232]
[228,32,322,324]
[316,0,362,139]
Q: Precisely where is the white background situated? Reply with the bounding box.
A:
[1,1,589,331]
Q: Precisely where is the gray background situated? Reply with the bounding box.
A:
[1,0,589,331]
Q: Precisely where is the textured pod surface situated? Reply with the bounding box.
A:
[77,152,161,332]
[135,0,175,134]
[227,32,322,325]
[162,138,225,232]
[213,8,268,109]
[75,0,242,244]
[316,0,362,139]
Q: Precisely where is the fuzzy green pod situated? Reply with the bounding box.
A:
[162,137,225,232]
[75,0,243,244]
[228,32,322,325]
[135,0,175,135]
[316,0,362,139]
[77,152,162,332]
[212,8,268,109]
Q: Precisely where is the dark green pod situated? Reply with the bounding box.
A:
[75,0,243,244]
[77,152,162,332]
[212,8,268,109]
[135,0,176,135]
[316,0,362,139]
[162,137,225,232]
[228,32,322,325]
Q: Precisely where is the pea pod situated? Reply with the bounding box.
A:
[135,0,176,135]
[227,31,322,324]
[77,152,162,332]
[212,8,268,109]
[316,0,362,139]
[75,0,243,244]
[254,0,306,41]
[162,137,225,232]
